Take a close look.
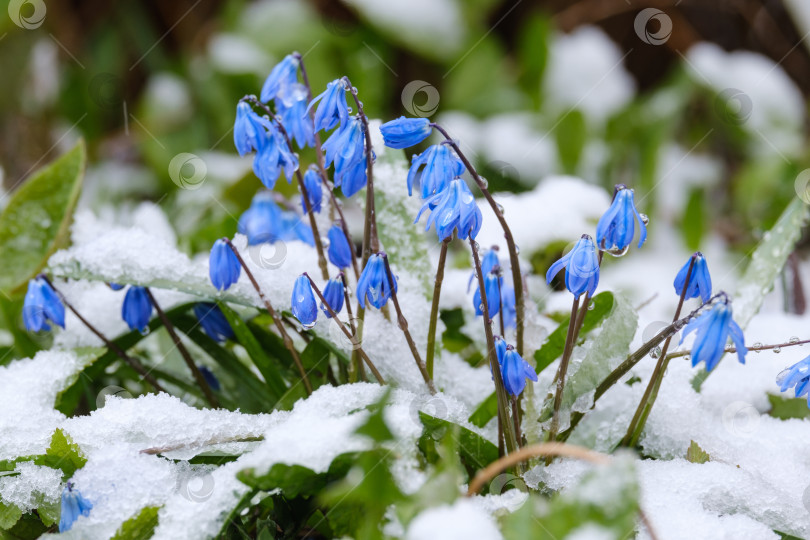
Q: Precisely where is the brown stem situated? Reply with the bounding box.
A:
[547,295,581,444]
[338,273,364,380]
[426,239,450,380]
[144,288,218,407]
[222,238,312,395]
[511,395,522,448]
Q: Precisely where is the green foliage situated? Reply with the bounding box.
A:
[33,429,87,477]
[418,412,498,472]
[685,440,711,464]
[555,109,587,175]
[767,394,810,420]
[0,502,22,530]
[111,506,160,540]
[682,187,706,251]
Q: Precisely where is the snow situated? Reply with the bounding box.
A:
[0,462,62,513]
[405,498,503,540]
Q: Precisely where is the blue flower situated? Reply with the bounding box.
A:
[193,303,234,343]
[356,253,397,309]
[277,83,315,149]
[260,54,299,103]
[238,193,284,245]
[546,235,600,298]
[501,285,516,329]
[473,270,501,318]
[209,239,241,291]
[300,167,322,214]
[380,116,432,149]
[109,283,125,291]
[495,335,508,365]
[122,286,152,332]
[415,179,482,241]
[674,252,712,303]
[280,211,315,246]
[335,155,368,198]
[323,117,365,174]
[501,345,538,397]
[59,482,92,532]
[253,129,298,189]
[309,79,349,131]
[327,225,353,269]
[595,185,647,253]
[199,365,221,391]
[680,298,746,372]
[407,144,464,198]
[468,247,500,291]
[234,102,270,156]
[23,277,65,332]
[321,278,345,318]
[292,275,318,328]
[777,356,810,405]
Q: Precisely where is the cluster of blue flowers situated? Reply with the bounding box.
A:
[469,248,517,328]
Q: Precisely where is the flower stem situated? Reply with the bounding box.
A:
[338,273,365,381]
[143,288,219,408]
[380,253,436,394]
[432,122,525,359]
[469,237,518,457]
[511,395,523,448]
[547,295,581,446]
[303,273,384,384]
[222,238,312,395]
[39,275,165,393]
[426,239,450,380]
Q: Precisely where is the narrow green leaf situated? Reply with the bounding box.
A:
[468,393,498,428]
[682,187,705,251]
[555,109,587,175]
[418,413,497,471]
[111,506,160,540]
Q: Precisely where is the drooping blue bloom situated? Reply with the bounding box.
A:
[777,356,810,405]
[309,79,349,131]
[335,155,368,198]
[322,116,366,194]
[260,54,299,103]
[407,144,465,198]
[327,225,353,269]
[292,275,318,328]
[468,247,500,292]
[122,286,152,332]
[680,298,746,372]
[193,303,234,343]
[356,253,397,309]
[546,235,600,298]
[59,482,93,533]
[199,365,221,392]
[209,239,241,291]
[495,335,507,366]
[253,129,298,189]
[280,211,315,246]
[473,270,502,318]
[415,178,482,241]
[674,252,712,303]
[23,277,65,332]
[300,168,322,214]
[277,83,315,149]
[380,116,432,149]
[501,346,538,397]
[501,285,517,329]
[109,283,125,291]
[595,185,647,253]
[238,193,284,245]
[234,101,270,156]
[321,278,345,318]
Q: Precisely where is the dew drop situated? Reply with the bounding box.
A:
[639,213,650,226]
[650,346,661,359]
[587,301,595,311]
[139,327,151,336]
[301,322,316,330]
[604,245,630,258]
[789,336,800,345]
[684,355,691,363]
[496,203,505,215]
[514,245,520,255]
[479,178,489,189]
[473,241,480,252]
[773,346,782,354]
[478,303,485,312]
[752,342,763,353]
[321,237,331,249]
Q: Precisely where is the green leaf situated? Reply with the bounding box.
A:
[767,393,810,420]
[468,393,498,428]
[33,428,86,477]
[111,506,160,540]
[418,412,498,471]
[682,187,705,251]
[0,501,22,530]
[237,452,358,498]
[685,440,711,464]
[555,109,587,175]
[355,389,393,443]
[0,140,85,294]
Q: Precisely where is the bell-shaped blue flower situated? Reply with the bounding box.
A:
[415,178,482,241]
[309,79,349,131]
[674,252,712,303]
[253,129,298,189]
[380,116,432,149]
[546,235,600,298]
[323,116,365,173]
[209,239,241,291]
[199,365,221,392]
[680,298,746,372]
[292,275,318,328]
[501,285,517,329]
[595,185,647,253]
[23,277,65,332]
[280,211,315,246]
[238,193,284,245]
[357,253,397,309]
[234,102,271,156]
[321,278,345,318]
[193,303,234,343]
[122,286,152,332]
[501,345,538,397]
[59,482,93,533]
[777,356,810,405]
[300,168,322,214]
[407,144,464,198]
[277,83,315,149]
[468,248,500,292]
[327,225,353,269]
[473,270,501,318]
[260,54,299,103]
[335,155,368,198]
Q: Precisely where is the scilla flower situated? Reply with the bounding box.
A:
[674,252,712,303]
[777,356,810,405]
[209,239,241,291]
[680,297,746,372]
[335,155,368,198]
[309,79,349,131]
[546,235,600,298]
[23,277,65,332]
[122,286,152,332]
[501,345,538,397]
[199,365,221,392]
[357,253,397,309]
[323,117,365,177]
[595,184,647,253]
[321,277,345,318]
[468,247,500,291]
[260,54,299,103]
[238,193,283,245]
[380,117,432,149]
[193,303,234,343]
[473,270,501,318]
[327,225,353,269]
[253,129,298,189]
[300,167,322,214]
[292,275,318,328]
[280,211,315,246]
[277,83,316,149]
[234,102,270,156]
[407,144,464,198]
[59,482,93,532]
[415,178,482,241]
[501,285,517,329]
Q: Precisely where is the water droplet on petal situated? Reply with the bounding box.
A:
[604,245,630,257]
[302,321,316,330]
[639,213,650,225]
